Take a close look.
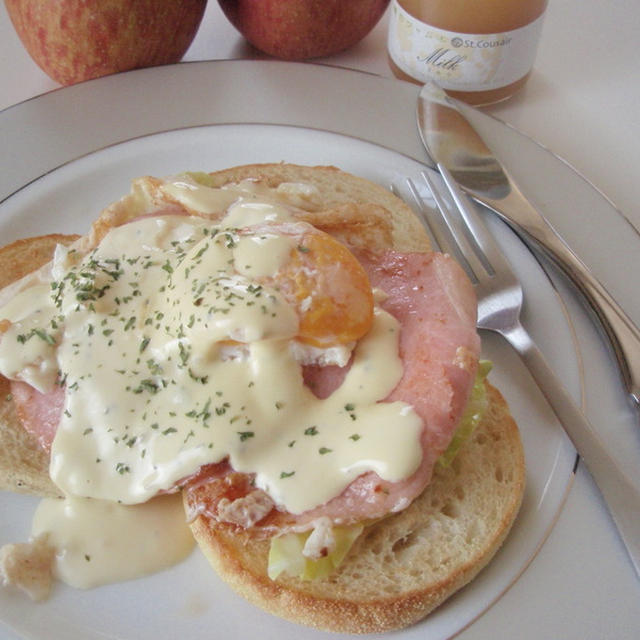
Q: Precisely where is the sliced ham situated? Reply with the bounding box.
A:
[9,248,480,534]
[185,249,480,534]
[10,381,63,454]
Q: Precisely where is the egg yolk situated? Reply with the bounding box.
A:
[269,228,374,347]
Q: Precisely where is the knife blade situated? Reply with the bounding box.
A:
[416,80,640,410]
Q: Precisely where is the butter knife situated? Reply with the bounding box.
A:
[416,81,640,409]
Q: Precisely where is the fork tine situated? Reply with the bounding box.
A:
[420,170,489,283]
[391,174,475,276]
[390,178,451,256]
[405,178,458,256]
[436,164,515,278]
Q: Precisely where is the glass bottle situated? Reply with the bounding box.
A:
[387,0,548,106]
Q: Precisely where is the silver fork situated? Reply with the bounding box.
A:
[394,166,640,578]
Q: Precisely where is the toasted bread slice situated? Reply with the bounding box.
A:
[188,384,524,633]
[0,234,78,497]
[200,163,429,253]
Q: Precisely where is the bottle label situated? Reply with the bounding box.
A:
[388,1,546,91]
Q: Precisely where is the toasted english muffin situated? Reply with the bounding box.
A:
[188,384,524,634]
[0,164,525,634]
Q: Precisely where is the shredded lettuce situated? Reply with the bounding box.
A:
[438,360,492,468]
[268,523,364,581]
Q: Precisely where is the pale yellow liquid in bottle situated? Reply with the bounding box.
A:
[388,0,548,105]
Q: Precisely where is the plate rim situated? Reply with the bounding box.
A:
[4,60,638,639]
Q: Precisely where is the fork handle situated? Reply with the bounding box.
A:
[504,322,640,578]
[482,189,640,408]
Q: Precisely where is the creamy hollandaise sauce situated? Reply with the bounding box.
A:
[31,494,195,589]
[0,174,424,590]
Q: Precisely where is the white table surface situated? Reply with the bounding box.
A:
[1,2,639,639]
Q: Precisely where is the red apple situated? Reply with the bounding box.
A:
[218,0,390,60]
[4,0,208,85]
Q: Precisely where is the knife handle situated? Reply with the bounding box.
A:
[504,321,640,578]
[486,187,640,408]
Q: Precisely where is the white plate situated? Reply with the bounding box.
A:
[0,123,576,640]
[0,61,638,640]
